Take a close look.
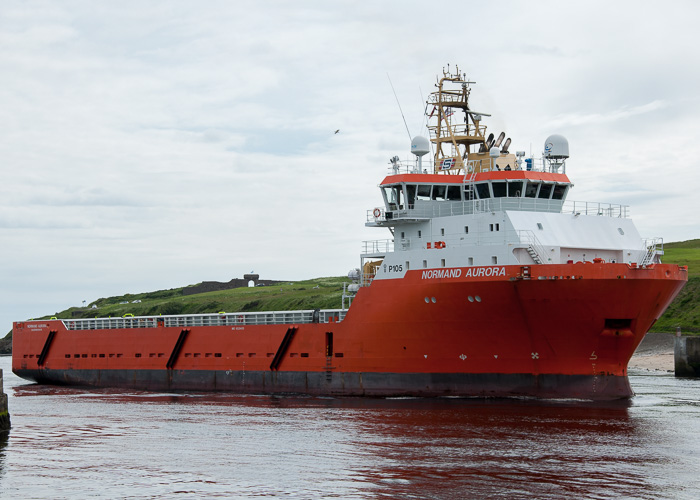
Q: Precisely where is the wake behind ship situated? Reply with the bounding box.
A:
[13,66,687,399]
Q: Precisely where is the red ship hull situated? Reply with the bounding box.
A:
[12,263,686,400]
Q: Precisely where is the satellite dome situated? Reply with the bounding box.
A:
[411,136,430,157]
[544,134,569,159]
[489,146,501,158]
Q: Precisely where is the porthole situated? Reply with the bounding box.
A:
[424,297,430,303]
[475,296,482,302]
[431,297,436,303]
[468,296,474,302]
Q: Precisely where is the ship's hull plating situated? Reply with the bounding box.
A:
[12,263,687,400]
[14,368,633,400]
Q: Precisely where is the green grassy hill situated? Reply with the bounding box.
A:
[649,239,700,333]
[54,276,351,321]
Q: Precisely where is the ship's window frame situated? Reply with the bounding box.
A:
[382,184,404,209]
[416,184,431,201]
[476,183,491,199]
[406,184,417,208]
[525,181,540,198]
[552,184,568,200]
[538,183,554,199]
[432,185,446,201]
[446,185,462,201]
[492,181,507,198]
[508,181,523,198]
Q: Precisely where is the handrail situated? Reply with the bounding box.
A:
[639,237,664,266]
[367,198,629,223]
[62,309,347,331]
[517,230,550,264]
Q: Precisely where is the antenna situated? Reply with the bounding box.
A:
[387,73,412,141]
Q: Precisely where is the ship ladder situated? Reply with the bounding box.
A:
[166,329,190,369]
[325,356,333,382]
[37,330,57,367]
[527,246,543,265]
[270,327,297,371]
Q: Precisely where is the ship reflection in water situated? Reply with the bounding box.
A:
[1,359,699,499]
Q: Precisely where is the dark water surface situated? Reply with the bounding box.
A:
[1,357,700,499]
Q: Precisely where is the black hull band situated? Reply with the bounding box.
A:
[14,367,634,400]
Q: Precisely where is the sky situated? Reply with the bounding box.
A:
[2,0,699,332]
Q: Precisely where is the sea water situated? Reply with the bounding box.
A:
[1,356,699,499]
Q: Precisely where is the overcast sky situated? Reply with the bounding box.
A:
[2,0,699,332]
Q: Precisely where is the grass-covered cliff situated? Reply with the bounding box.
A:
[648,239,700,333]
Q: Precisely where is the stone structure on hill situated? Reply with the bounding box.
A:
[182,274,284,296]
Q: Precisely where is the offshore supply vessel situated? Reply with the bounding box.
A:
[13,67,687,399]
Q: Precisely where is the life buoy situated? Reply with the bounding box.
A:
[435,241,446,249]
[373,208,381,218]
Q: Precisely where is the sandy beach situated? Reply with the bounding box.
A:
[629,332,675,372]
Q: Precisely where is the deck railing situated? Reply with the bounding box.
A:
[62,309,347,331]
[368,198,628,223]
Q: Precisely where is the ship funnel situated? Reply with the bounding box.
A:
[411,135,430,172]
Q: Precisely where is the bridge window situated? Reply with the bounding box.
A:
[525,182,539,198]
[538,184,553,199]
[552,185,567,200]
[406,184,416,207]
[382,185,403,209]
[416,185,431,201]
[508,181,523,197]
[476,183,491,199]
[447,185,462,200]
[432,185,446,200]
[492,182,507,198]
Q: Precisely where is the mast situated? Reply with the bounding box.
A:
[427,65,491,174]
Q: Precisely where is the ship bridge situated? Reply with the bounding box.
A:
[368,168,576,226]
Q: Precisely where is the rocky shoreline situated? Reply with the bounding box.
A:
[629,332,676,372]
